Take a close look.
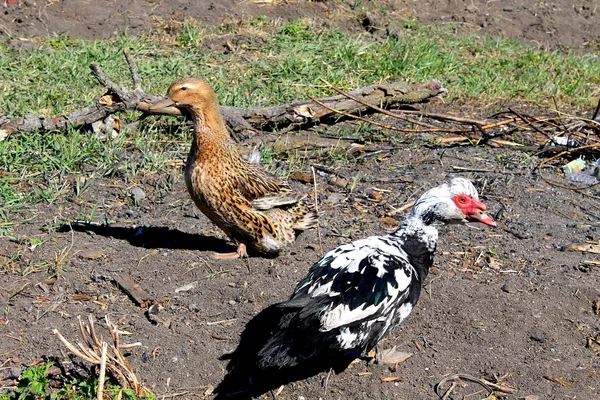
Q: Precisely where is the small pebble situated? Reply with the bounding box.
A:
[530,335,545,343]
[130,186,146,204]
[501,278,518,293]
[6,367,22,380]
[325,193,346,205]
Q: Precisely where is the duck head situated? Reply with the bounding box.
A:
[412,177,496,227]
[150,78,221,127]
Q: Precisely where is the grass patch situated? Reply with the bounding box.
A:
[0,18,599,223]
[0,361,155,400]
[1,21,598,115]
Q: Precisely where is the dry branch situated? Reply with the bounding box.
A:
[0,49,445,140]
[226,79,446,131]
[113,273,154,308]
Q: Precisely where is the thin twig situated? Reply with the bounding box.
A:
[321,78,486,126]
[311,164,349,179]
[434,374,494,399]
[89,63,128,100]
[310,95,468,133]
[122,49,142,90]
[53,315,151,397]
[311,166,324,256]
[97,342,108,400]
[508,108,555,143]
[451,166,495,173]
[309,96,412,132]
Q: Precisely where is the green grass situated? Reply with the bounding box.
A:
[1,21,598,116]
[0,361,156,400]
[0,18,599,225]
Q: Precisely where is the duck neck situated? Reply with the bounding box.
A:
[188,103,234,160]
[391,214,439,279]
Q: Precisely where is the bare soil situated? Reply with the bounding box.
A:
[1,0,598,50]
[1,1,600,400]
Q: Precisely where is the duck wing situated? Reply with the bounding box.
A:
[234,161,289,200]
[251,192,308,210]
[292,236,419,331]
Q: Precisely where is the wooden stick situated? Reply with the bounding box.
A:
[97,342,108,400]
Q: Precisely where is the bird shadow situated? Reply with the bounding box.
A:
[59,221,234,253]
[215,304,354,399]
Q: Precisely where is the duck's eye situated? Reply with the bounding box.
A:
[181,86,187,91]
[457,196,467,203]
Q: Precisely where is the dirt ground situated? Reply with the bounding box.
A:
[1,0,598,50]
[1,1,600,400]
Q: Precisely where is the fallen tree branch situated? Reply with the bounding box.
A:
[0,49,446,140]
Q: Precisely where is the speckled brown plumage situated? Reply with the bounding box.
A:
[151,78,317,258]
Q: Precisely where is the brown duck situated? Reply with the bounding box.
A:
[151,78,317,259]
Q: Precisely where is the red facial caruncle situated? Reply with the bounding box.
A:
[452,194,497,227]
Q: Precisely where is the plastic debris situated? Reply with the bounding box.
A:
[552,135,578,147]
[564,159,600,185]
[568,172,598,185]
[562,158,586,176]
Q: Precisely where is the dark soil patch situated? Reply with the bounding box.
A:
[1,139,599,399]
[1,1,598,51]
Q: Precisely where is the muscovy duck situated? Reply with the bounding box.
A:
[216,177,496,398]
[150,78,317,259]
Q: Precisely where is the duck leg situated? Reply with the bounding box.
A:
[212,242,248,259]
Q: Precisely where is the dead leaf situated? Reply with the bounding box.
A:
[487,257,503,270]
[480,377,517,393]
[369,189,384,201]
[328,176,349,189]
[203,385,214,396]
[99,94,115,105]
[381,376,403,382]
[306,243,320,252]
[348,143,365,154]
[561,243,600,254]
[438,136,468,144]
[543,376,573,387]
[379,216,399,230]
[378,346,412,365]
[594,299,600,315]
[587,336,600,353]
[174,281,198,293]
[147,303,170,327]
[289,171,314,184]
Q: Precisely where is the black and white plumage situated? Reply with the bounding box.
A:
[216,178,495,398]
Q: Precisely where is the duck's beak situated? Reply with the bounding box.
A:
[149,97,175,111]
[466,208,497,227]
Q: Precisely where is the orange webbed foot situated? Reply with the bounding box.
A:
[211,243,248,259]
